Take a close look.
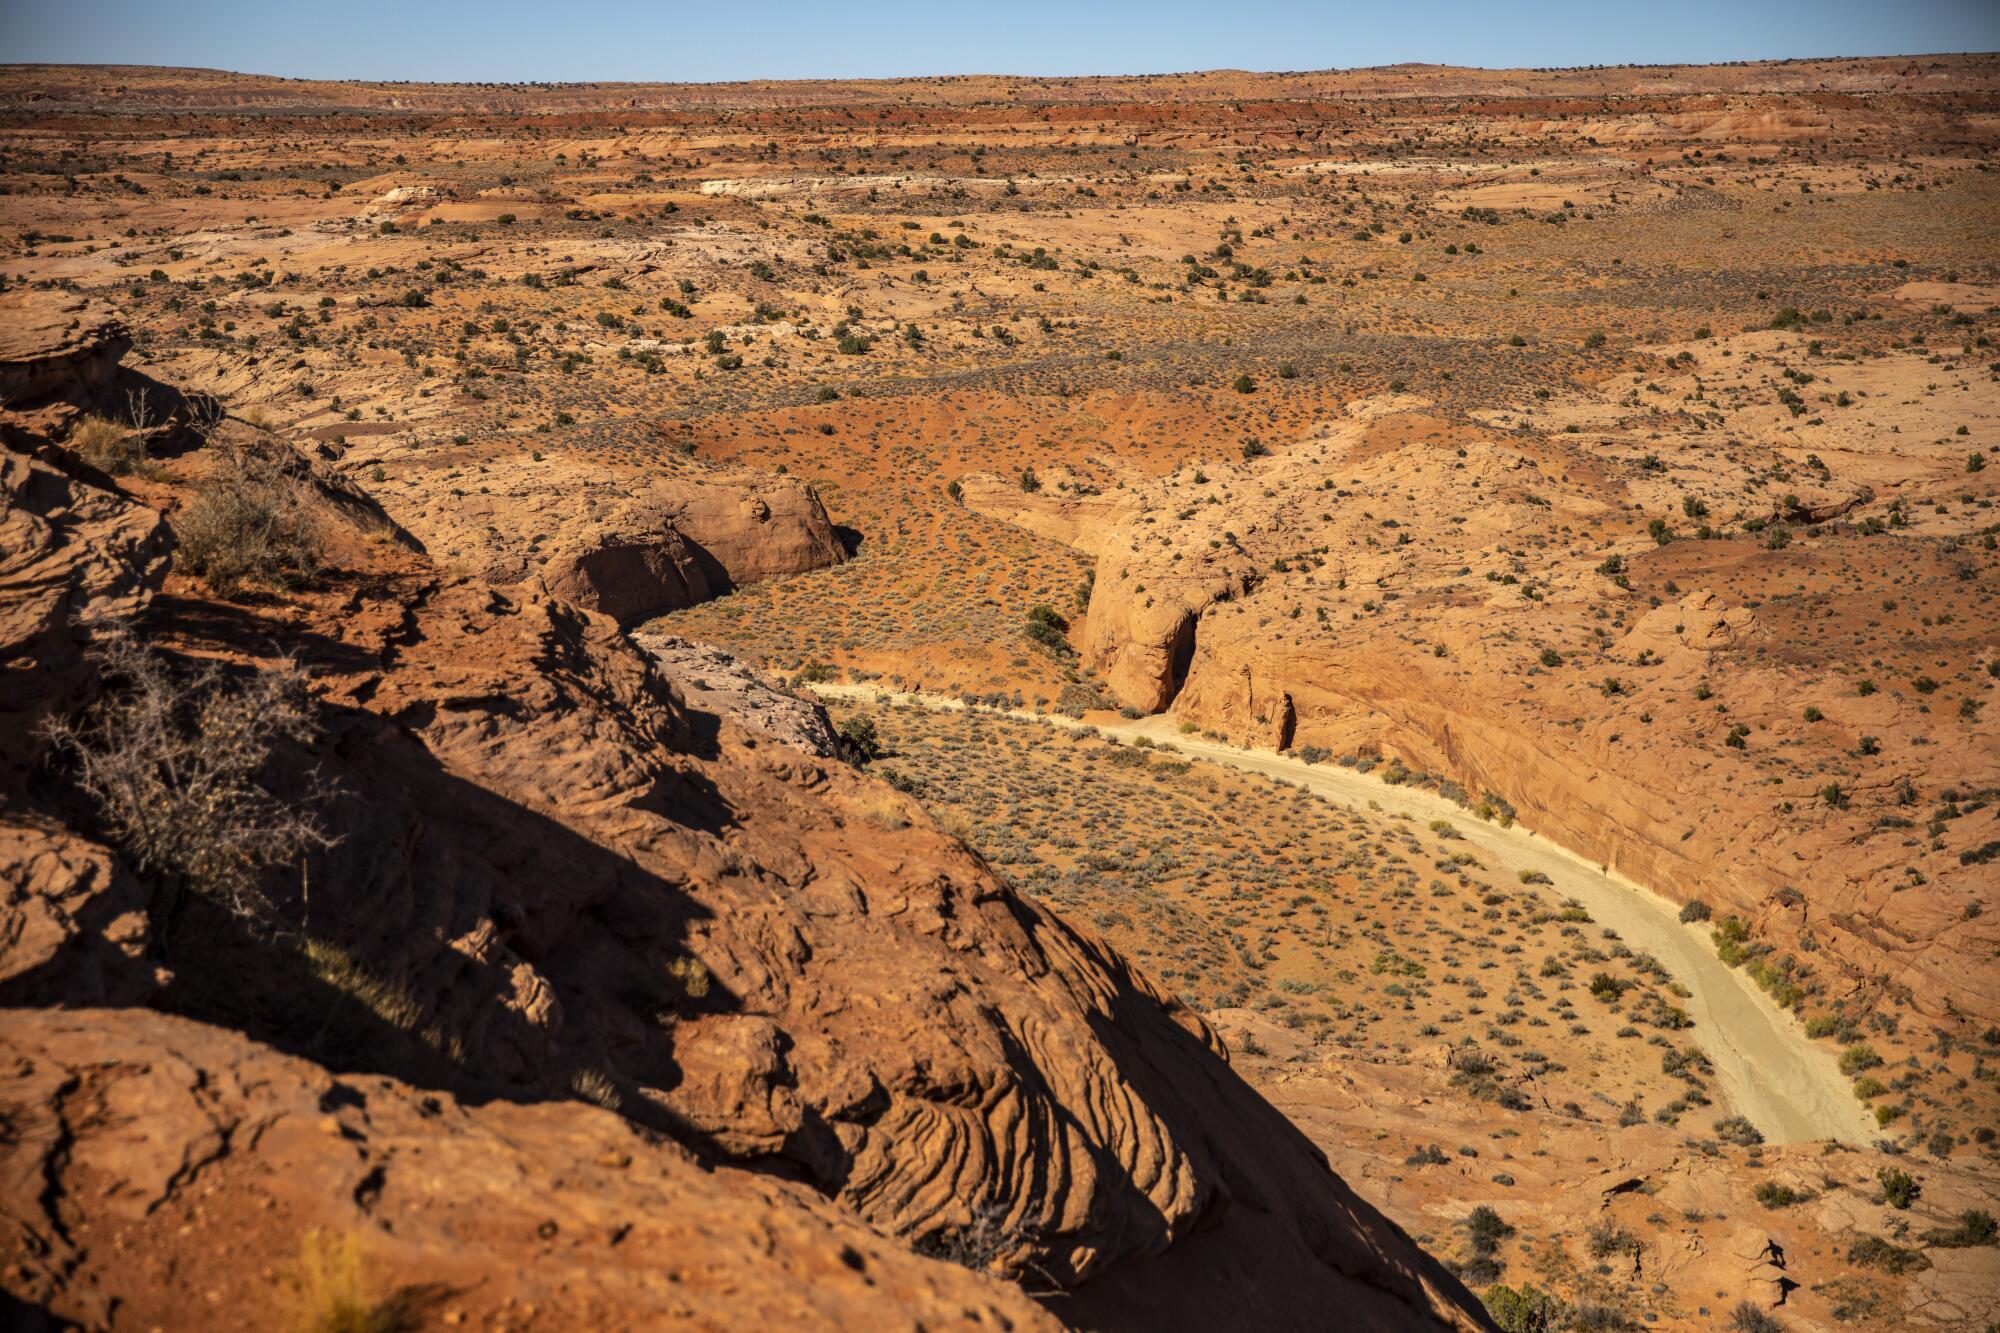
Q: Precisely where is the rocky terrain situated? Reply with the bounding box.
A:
[2,51,1997,1333]
[966,347,1998,1035]
[0,278,1480,1328]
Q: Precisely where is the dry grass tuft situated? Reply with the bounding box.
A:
[283,1230,397,1333]
[176,446,326,596]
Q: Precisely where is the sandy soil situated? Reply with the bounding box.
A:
[813,683,1876,1145]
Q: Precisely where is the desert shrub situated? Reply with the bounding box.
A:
[1817,1275,1887,1322]
[1585,1218,1636,1259]
[1588,972,1631,1002]
[838,715,882,765]
[1055,682,1107,717]
[1466,1205,1514,1256]
[1839,1043,1882,1076]
[1920,1209,1996,1248]
[69,413,146,475]
[1483,1283,1562,1333]
[1754,1180,1809,1208]
[1847,1234,1929,1274]
[570,1067,622,1110]
[282,1228,414,1332]
[1023,604,1072,656]
[1661,1046,1711,1080]
[1729,1302,1782,1333]
[913,1201,1035,1276]
[176,446,325,595]
[1459,1255,1502,1286]
[1677,899,1711,924]
[1877,1166,1920,1210]
[42,632,332,925]
[1711,915,1751,965]
[1571,1300,1636,1331]
[1715,1116,1765,1147]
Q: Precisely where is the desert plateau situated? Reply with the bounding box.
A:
[2,16,1998,1333]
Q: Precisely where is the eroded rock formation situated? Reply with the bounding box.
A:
[977,376,2000,1030]
[0,377,1487,1330]
[0,1007,1058,1331]
[357,448,846,623]
[0,295,130,408]
[0,447,171,787]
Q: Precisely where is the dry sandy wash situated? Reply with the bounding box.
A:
[2,54,1998,1333]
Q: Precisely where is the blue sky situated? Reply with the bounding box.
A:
[3,0,1996,83]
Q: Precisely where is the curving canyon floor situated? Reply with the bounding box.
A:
[812,681,1876,1146]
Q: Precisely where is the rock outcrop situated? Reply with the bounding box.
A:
[979,384,2000,1029]
[957,464,1137,556]
[637,632,841,756]
[0,295,130,408]
[239,577,1478,1327]
[348,447,845,624]
[0,1007,1059,1332]
[0,446,171,788]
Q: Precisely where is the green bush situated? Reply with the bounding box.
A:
[1878,1166,1920,1210]
[837,715,881,765]
[1848,1234,1928,1274]
[1839,1044,1882,1076]
[1920,1210,1996,1248]
[1484,1283,1562,1333]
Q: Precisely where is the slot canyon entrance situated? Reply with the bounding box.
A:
[1164,610,1198,708]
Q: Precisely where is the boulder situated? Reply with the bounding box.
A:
[349,448,845,624]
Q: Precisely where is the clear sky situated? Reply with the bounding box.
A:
[3,0,1997,84]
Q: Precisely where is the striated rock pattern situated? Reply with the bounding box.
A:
[239,577,1482,1328]
[0,1007,1060,1331]
[0,445,171,788]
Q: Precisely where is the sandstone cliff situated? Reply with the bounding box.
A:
[976,368,1999,1030]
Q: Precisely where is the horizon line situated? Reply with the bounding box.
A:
[5,50,1997,91]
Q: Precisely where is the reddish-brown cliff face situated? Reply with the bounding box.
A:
[970,361,1999,1030]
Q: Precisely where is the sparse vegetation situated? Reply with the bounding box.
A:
[41,631,333,926]
[176,446,326,595]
